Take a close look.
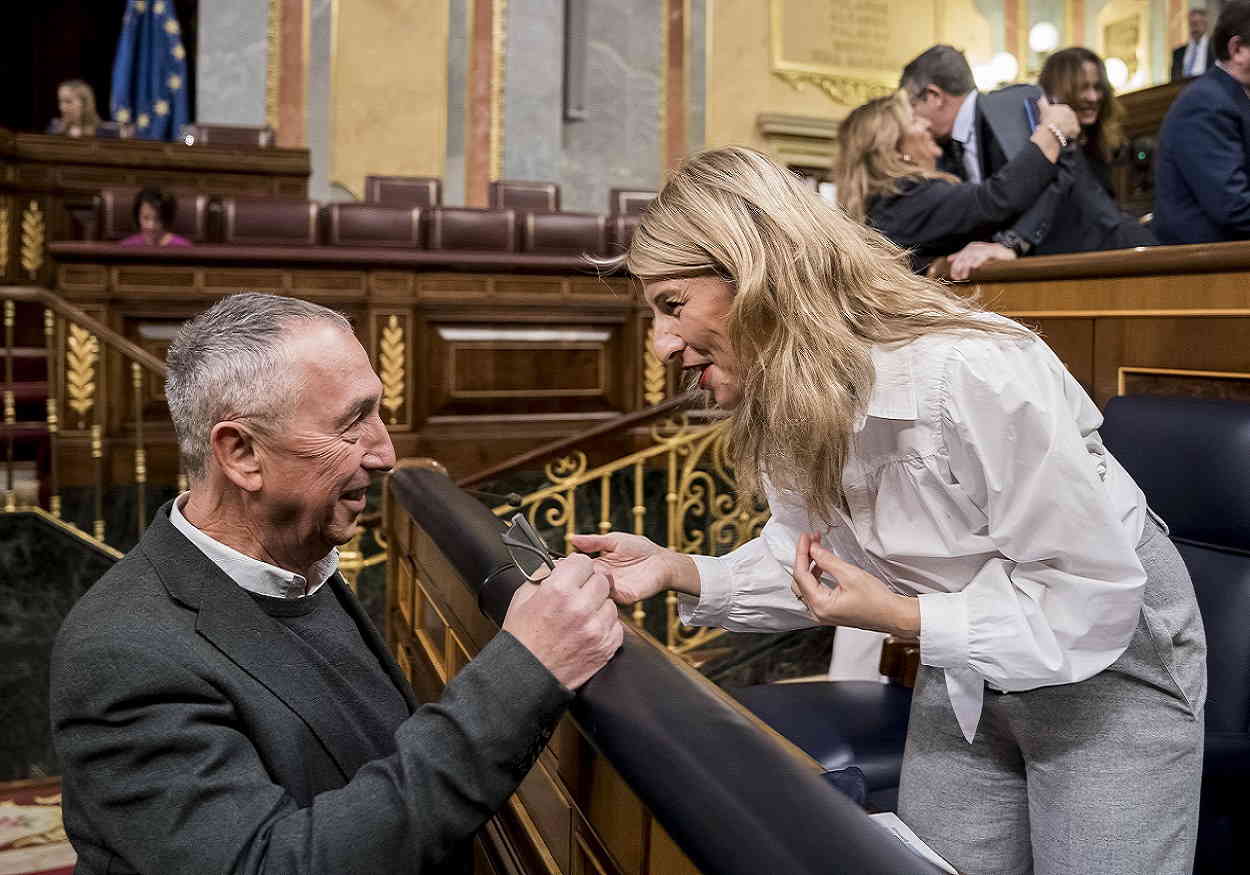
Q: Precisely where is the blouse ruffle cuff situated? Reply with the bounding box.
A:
[679,555,735,626]
[918,590,970,669]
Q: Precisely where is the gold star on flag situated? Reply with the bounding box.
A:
[114,107,131,123]
[133,0,146,12]
[154,100,169,116]
[167,74,182,91]
[153,0,165,12]
[164,18,179,35]
[173,43,185,60]
[137,113,150,129]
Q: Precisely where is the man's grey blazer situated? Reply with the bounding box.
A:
[50,501,570,874]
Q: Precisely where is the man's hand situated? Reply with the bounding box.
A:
[792,535,920,637]
[502,554,623,690]
[570,532,699,604]
[948,240,1017,281]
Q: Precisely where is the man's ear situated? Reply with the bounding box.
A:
[210,421,264,493]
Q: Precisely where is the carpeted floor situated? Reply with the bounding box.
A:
[0,779,74,875]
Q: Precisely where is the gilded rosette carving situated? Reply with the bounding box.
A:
[379,315,406,425]
[20,200,45,279]
[66,323,100,429]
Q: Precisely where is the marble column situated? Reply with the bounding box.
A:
[196,0,268,126]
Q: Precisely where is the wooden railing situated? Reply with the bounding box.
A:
[0,284,383,582]
[457,392,760,655]
[1,285,170,549]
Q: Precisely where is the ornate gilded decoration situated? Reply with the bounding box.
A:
[265,0,281,130]
[496,414,767,654]
[91,424,105,541]
[490,0,508,181]
[0,197,10,277]
[643,324,666,405]
[771,70,893,106]
[20,200,44,279]
[379,315,406,424]
[66,323,99,429]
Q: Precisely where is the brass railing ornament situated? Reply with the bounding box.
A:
[90,423,105,541]
[494,414,766,654]
[0,197,10,277]
[3,300,13,512]
[66,323,99,429]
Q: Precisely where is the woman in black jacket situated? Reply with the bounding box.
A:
[834,90,1078,277]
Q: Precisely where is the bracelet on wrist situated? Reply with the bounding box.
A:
[1045,123,1069,149]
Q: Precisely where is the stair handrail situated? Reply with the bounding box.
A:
[457,391,699,489]
[0,285,166,376]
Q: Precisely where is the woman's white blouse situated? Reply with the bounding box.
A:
[681,322,1149,742]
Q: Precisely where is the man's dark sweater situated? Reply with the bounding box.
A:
[249,583,411,761]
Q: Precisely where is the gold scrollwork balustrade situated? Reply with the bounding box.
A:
[491,414,769,655]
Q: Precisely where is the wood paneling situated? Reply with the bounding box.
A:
[48,248,641,484]
[385,482,703,875]
[972,244,1250,406]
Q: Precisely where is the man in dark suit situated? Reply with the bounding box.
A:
[900,44,1153,273]
[1172,8,1216,81]
[1156,1,1250,244]
[50,293,623,874]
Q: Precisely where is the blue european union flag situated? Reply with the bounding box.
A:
[110,0,190,141]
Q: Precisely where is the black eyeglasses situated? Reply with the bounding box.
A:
[500,513,565,582]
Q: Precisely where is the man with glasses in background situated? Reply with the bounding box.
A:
[50,292,623,875]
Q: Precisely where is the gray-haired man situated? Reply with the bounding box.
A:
[51,292,622,874]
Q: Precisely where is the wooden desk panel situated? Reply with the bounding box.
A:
[971,243,1250,406]
[45,245,644,485]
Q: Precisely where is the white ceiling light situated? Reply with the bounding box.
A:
[1029,22,1060,54]
[1105,57,1130,90]
[990,52,1020,84]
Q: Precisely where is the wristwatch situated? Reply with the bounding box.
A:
[992,229,1031,256]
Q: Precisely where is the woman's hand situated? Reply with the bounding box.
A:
[948,240,1016,281]
[570,532,699,605]
[1036,94,1079,140]
[792,534,920,637]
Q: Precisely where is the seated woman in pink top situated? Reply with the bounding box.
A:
[119,188,192,247]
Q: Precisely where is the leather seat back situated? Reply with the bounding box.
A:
[321,203,423,248]
[219,198,320,246]
[608,187,656,215]
[364,175,442,208]
[520,211,607,256]
[427,207,518,252]
[489,180,560,212]
[1101,394,1250,733]
[93,187,211,242]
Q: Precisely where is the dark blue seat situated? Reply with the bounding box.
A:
[729,680,911,811]
[1099,394,1250,875]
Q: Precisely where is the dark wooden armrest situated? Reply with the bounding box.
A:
[879,635,920,688]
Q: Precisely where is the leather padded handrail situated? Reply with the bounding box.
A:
[388,466,942,875]
[967,238,1250,282]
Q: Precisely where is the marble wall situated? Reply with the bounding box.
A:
[502,0,666,213]
[196,0,268,126]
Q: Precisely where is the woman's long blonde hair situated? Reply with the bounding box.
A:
[626,146,1024,521]
[833,90,956,223]
[58,79,100,135]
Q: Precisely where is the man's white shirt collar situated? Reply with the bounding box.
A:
[170,492,339,599]
[951,89,979,146]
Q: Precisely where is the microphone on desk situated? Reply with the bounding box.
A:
[463,488,524,508]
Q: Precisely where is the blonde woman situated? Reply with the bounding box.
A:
[575,147,1206,874]
[834,90,1077,278]
[48,79,101,137]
